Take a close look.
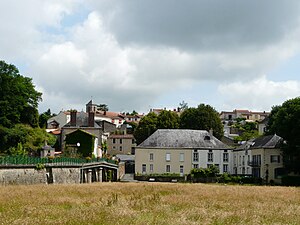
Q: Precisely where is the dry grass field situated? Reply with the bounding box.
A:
[0,182,299,225]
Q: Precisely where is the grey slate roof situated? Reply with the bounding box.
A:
[251,134,282,149]
[235,134,282,151]
[138,129,229,149]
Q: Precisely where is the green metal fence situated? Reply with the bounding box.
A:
[0,156,117,166]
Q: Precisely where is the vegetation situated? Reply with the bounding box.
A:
[267,97,300,174]
[0,60,42,128]
[233,119,259,142]
[0,183,299,224]
[39,109,56,128]
[134,112,158,144]
[180,104,223,139]
[65,129,95,157]
[0,124,56,155]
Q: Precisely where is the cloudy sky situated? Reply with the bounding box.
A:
[1,0,300,114]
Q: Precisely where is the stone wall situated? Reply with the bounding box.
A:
[0,166,81,185]
[0,168,47,185]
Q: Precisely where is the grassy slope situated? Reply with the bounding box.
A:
[0,183,299,225]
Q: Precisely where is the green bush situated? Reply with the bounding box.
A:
[281,176,300,186]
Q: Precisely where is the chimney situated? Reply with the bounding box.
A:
[88,112,95,127]
[70,110,77,127]
[209,129,213,136]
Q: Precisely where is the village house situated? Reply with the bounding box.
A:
[135,129,232,176]
[107,134,136,156]
[233,134,284,184]
[220,109,269,122]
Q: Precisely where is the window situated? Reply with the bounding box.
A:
[223,153,228,162]
[142,164,146,173]
[270,155,280,163]
[193,164,198,169]
[180,153,184,162]
[120,139,122,144]
[193,152,199,162]
[150,164,153,173]
[242,156,245,165]
[166,165,171,173]
[223,164,228,173]
[113,138,116,144]
[119,146,122,151]
[207,164,213,168]
[132,139,135,144]
[252,155,261,166]
[180,165,184,175]
[166,153,171,161]
[208,152,213,162]
[150,153,153,161]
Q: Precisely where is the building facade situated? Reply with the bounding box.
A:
[135,129,232,176]
[233,134,284,183]
[107,134,136,156]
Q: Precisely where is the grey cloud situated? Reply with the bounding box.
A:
[90,0,300,51]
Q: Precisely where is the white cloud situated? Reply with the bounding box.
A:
[218,76,300,111]
[1,1,300,113]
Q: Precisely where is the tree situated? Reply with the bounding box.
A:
[179,100,188,111]
[180,104,223,139]
[0,61,42,127]
[98,104,108,112]
[39,109,55,128]
[134,112,158,144]
[0,124,56,155]
[157,110,180,129]
[267,97,300,174]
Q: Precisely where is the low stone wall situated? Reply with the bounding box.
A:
[0,166,81,185]
[51,168,81,184]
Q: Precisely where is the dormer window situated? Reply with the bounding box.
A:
[204,136,211,141]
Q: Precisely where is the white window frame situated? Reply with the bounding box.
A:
[150,164,153,173]
[150,153,153,161]
[180,153,184,162]
[166,153,171,162]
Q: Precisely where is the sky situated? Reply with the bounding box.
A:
[1,0,300,114]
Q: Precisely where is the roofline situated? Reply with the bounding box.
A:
[136,147,233,150]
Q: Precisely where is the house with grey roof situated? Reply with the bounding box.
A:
[233,134,284,184]
[135,129,232,176]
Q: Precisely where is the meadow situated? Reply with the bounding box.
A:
[0,182,299,225]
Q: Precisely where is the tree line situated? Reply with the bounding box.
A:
[133,104,223,145]
[0,60,55,155]
[1,60,300,174]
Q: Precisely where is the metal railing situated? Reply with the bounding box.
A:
[0,156,118,166]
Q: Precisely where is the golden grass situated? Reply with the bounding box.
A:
[0,183,299,225]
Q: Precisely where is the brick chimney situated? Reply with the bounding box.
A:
[70,110,77,127]
[88,112,95,127]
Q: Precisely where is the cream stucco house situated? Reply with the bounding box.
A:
[135,129,232,176]
[233,134,284,184]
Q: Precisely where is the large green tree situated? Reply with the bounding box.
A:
[0,61,42,127]
[267,97,300,174]
[180,104,223,139]
[134,112,158,145]
[157,110,180,129]
[0,124,56,155]
[134,110,181,144]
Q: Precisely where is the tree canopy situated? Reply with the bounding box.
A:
[180,104,223,139]
[0,124,56,155]
[134,112,158,145]
[267,97,300,174]
[134,110,180,144]
[0,60,42,128]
